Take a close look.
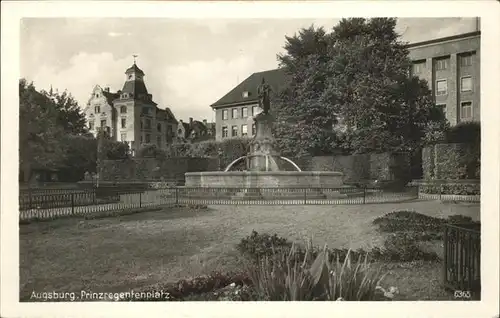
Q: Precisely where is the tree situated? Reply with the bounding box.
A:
[19,79,66,183]
[59,134,98,181]
[274,18,448,156]
[136,143,167,159]
[43,87,88,135]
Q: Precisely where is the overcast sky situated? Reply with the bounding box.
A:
[20,18,478,122]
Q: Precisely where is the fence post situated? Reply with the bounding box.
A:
[443,225,448,286]
[29,188,33,210]
[175,187,179,205]
[363,186,366,204]
[440,183,443,201]
[304,188,307,205]
[139,192,142,208]
[71,193,75,215]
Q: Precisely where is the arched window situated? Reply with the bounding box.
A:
[120,106,127,114]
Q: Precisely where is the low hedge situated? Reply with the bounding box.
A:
[418,183,480,195]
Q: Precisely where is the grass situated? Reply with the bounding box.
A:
[19,200,480,301]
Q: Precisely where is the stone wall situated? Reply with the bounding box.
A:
[100,157,218,183]
[422,143,480,180]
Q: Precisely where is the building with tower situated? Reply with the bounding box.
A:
[84,60,178,154]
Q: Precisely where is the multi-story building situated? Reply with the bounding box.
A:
[408,31,480,125]
[84,62,178,153]
[210,31,481,139]
[210,68,286,141]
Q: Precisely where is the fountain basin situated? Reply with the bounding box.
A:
[185,171,343,188]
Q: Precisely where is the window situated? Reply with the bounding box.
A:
[412,61,425,75]
[232,108,238,119]
[436,104,446,115]
[121,118,126,129]
[157,123,162,132]
[461,76,473,92]
[95,106,101,113]
[222,110,228,120]
[435,58,449,71]
[231,125,238,137]
[120,133,126,141]
[89,121,94,130]
[252,123,256,136]
[120,106,127,113]
[242,91,249,98]
[145,119,151,130]
[460,53,474,67]
[252,106,259,116]
[157,136,161,145]
[100,119,106,127]
[145,133,151,143]
[95,94,99,98]
[460,102,473,121]
[242,107,248,118]
[436,80,448,96]
[142,107,150,115]
[241,124,248,136]
[222,126,228,138]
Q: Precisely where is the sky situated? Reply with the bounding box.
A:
[20,17,479,123]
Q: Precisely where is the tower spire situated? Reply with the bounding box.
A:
[133,54,138,65]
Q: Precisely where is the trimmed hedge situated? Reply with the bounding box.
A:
[422,143,480,180]
[415,181,480,195]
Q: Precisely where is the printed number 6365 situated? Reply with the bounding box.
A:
[454,290,471,299]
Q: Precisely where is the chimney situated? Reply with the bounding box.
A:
[104,87,110,92]
[189,117,193,125]
[203,119,207,125]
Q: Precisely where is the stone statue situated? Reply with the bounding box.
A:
[257,77,271,114]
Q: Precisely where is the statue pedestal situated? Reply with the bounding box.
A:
[248,113,279,171]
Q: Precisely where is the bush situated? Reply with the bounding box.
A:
[136,143,167,159]
[445,122,480,145]
[419,183,480,195]
[236,230,293,262]
[125,271,252,301]
[246,244,387,301]
[372,210,479,241]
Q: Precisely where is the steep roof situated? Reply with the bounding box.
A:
[125,63,145,75]
[210,68,287,108]
[156,107,178,123]
[121,80,149,97]
[102,90,120,106]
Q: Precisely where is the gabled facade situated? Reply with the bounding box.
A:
[176,117,216,143]
[210,68,287,141]
[84,62,178,154]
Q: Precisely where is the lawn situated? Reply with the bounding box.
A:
[19,200,480,301]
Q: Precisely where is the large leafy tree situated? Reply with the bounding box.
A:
[43,87,88,135]
[20,79,94,182]
[19,79,66,182]
[274,18,447,156]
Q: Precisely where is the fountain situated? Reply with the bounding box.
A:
[184,78,345,199]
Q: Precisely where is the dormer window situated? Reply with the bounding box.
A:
[242,91,249,98]
[95,93,99,98]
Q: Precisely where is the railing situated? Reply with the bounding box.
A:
[443,223,481,294]
[18,186,419,222]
